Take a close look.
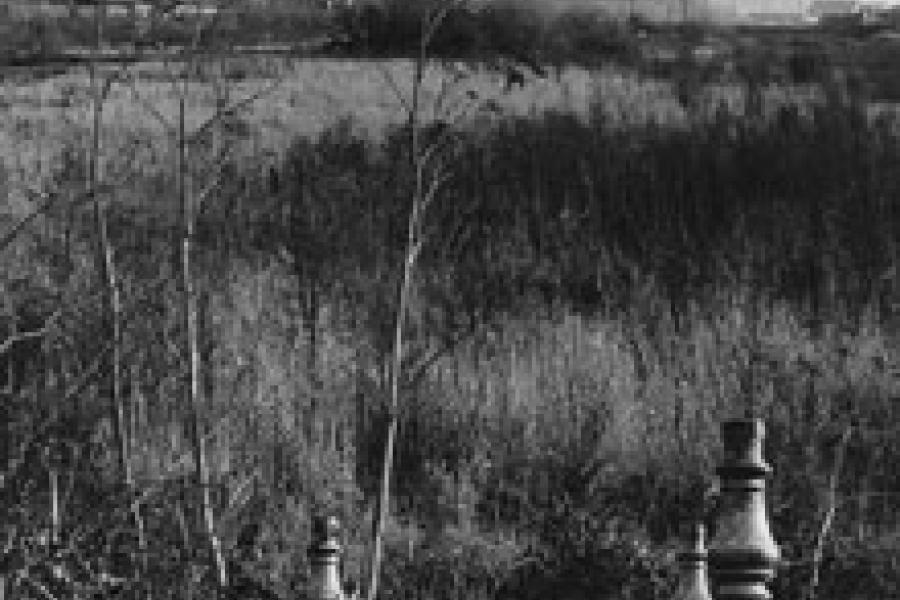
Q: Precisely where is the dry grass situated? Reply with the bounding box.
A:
[1,56,838,220]
[188,247,894,599]
[1,51,897,600]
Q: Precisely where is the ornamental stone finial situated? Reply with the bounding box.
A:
[708,419,780,600]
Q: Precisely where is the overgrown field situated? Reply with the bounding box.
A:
[1,56,898,600]
[2,57,835,205]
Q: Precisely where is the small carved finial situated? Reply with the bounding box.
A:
[675,521,713,600]
[308,515,343,599]
[312,515,341,545]
[693,523,706,554]
[679,522,708,565]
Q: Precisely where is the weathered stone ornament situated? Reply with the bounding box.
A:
[308,515,345,600]
[708,419,781,600]
[674,523,713,600]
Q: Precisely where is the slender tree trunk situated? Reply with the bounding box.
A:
[367,28,428,600]
[90,0,127,483]
[180,76,228,595]
[90,7,152,593]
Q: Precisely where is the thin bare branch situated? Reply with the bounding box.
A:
[418,136,453,175]
[194,155,234,214]
[422,0,467,51]
[442,92,492,131]
[420,167,451,218]
[401,323,481,393]
[0,190,54,253]
[118,71,176,134]
[374,62,412,114]
[0,438,32,495]
[807,425,853,600]
[430,195,480,266]
[187,76,285,147]
[226,468,260,513]
[0,308,63,358]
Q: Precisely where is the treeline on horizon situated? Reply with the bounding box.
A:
[3,0,880,104]
[1,1,655,67]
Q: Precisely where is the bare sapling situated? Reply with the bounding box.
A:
[85,0,147,590]
[364,1,558,596]
[160,1,289,592]
[365,2,483,599]
[42,0,292,593]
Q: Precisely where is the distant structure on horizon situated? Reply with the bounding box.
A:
[4,0,899,28]
[744,11,811,25]
[484,0,715,23]
[732,0,873,25]
[807,0,860,18]
[0,0,223,19]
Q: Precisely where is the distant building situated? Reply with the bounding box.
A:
[858,3,900,26]
[323,0,355,10]
[173,2,218,16]
[107,3,153,18]
[807,0,859,21]
[746,11,809,26]
[0,0,69,19]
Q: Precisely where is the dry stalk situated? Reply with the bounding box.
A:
[167,2,285,590]
[366,4,468,599]
[0,309,63,359]
[806,424,852,600]
[87,4,153,595]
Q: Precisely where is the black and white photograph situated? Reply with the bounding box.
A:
[1,0,897,598]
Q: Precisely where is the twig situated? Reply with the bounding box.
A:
[374,62,412,114]
[807,424,852,600]
[0,190,55,253]
[0,438,31,494]
[118,70,176,135]
[226,468,260,513]
[194,152,235,215]
[419,166,451,218]
[0,309,63,358]
[401,322,482,393]
[421,0,466,51]
[186,76,285,147]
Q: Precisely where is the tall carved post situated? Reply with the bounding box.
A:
[308,515,345,600]
[674,523,713,600]
[709,419,781,600]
